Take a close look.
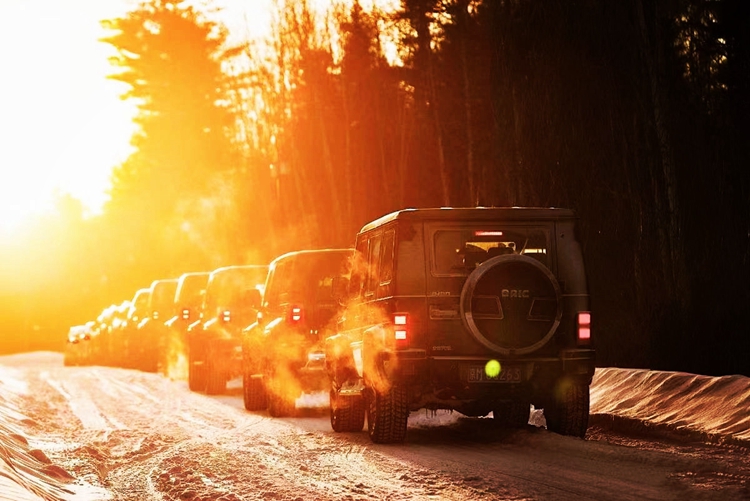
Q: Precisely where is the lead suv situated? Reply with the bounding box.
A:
[242,249,353,416]
[325,207,594,443]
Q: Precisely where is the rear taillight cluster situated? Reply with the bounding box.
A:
[287,304,304,324]
[577,312,591,345]
[394,313,409,348]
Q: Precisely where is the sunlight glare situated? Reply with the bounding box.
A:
[0,0,137,233]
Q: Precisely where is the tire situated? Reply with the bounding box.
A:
[205,357,226,395]
[544,381,590,438]
[492,401,531,427]
[188,351,206,392]
[367,385,409,444]
[330,387,365,433]
[243,373,267,411]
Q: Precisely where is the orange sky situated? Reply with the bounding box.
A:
[0,0,273,236]
[0,0,394,237]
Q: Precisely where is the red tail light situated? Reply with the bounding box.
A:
[394,313,408,348]
[288,304,304,324]
[577,312,591,344]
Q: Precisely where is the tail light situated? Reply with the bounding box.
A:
[182,308,190,320]
[222,310,231,322]
[394,313,408,348]
[577,312,591,345]
[287,304,304,324]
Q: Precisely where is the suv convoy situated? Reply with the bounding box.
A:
[242,249,354,417]
[187,265,268,395]
[137,278,179,372]
[324,207,594,443]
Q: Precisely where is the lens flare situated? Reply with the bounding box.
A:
[485,359,501,378]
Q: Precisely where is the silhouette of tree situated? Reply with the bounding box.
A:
[99,0,242,287]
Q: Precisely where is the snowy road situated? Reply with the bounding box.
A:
[1,352,749,500]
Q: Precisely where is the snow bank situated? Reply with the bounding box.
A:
[0,365,103,501]
[590,367,750,446]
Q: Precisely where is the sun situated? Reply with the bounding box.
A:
[0,0,396,236]
[0,0,139,234]
[0,0,280,236]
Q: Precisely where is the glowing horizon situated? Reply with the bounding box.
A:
[0,0,396,236]
[0,0,273,234]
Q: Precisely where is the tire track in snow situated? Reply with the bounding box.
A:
[40,371,123,431]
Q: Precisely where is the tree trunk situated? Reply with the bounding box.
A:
[635,0,685,303]
[458,0,475,205]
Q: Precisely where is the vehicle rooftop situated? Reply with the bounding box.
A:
[359,207,577,233]
[270,248,353,266]
[210,264,268,276]
[150,278,178,288]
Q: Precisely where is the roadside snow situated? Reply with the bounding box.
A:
[1,354,749,500]
[591,367,750,446]
[0,361,109,501]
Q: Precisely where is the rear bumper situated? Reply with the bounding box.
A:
[379,348,595,400]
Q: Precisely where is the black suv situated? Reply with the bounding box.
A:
[137,278,179,372]
[187,265,268,394]
[242,249,353,417]
[121,288,151,369]
[164,271,210,372]
[325,208,594,443]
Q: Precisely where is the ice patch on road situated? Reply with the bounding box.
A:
[590,368,750,446]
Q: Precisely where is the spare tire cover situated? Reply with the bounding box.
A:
[459,254,562,356]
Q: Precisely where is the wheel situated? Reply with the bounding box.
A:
[330,387,365,433]
[205,357,226,395]
[243,373,267,411]
[492,401,531,427]
[544,381,590,438]
[188,350,206,392]
[366,385,409,444]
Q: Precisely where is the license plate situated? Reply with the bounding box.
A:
[466,365,522,383]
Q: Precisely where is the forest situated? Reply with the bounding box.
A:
[0,0,747,377]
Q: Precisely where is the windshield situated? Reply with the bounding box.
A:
[150,280,178,318]
[131,290,151,317]
[433,227,550,275]
[266,251,352,307]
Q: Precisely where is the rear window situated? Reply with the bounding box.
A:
[205,266,268,311]
[176,274,209,307]
[433,227,550,275]
[266,252,353,307]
